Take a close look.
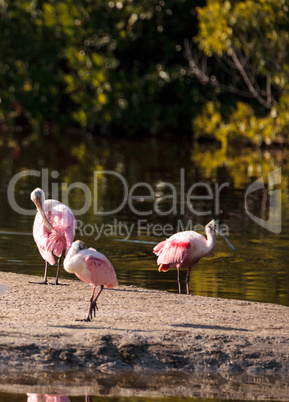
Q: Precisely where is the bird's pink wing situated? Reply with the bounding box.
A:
[33,214,55,265]
[33,201,76,264]
[84,255,118,288]
[47,208,76,256]
[64,226,75,255]
[46,229,66,258]
[46,201,76,229]
[153,240,167,256]
[156,238,191,266]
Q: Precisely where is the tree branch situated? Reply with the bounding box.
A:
[184,39,278,108]
[230,49,272,108]
[184,39,211,85]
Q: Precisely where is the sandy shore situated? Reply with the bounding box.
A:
[1,271,289,399]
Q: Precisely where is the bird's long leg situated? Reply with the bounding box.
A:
[90,285,104,319]
[177,267,181,294]
[42,260,48,284]
[186,267,192,295]
[55,255,62,285]
[29,261,49,284]
[85,286,96,322]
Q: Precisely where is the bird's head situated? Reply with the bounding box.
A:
[207,219,218,231]
[64,240,87,274]
[31,188,45,211]
[31,187,53,233]
[71,240,87,254]
[207,219,236,252]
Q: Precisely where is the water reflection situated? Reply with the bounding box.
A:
[27,396,94,402]
[0,136,288,306]
[27,395,71,402]
[191,143,289,188]
[0,369,288,401]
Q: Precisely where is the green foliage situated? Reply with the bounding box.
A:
[193,100,286,148]
[193,0,289,147]
[0,0,201,135]
[197,0,289,78]
[197,0,233,56]
[2,0,289,143]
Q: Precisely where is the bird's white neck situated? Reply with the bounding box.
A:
[38,206,54,234]
[205,225,216,254]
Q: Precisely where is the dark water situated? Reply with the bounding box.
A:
[0,135,289,401]
[1,136,288,305]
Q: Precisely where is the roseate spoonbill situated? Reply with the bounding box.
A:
[63,240,118,321]
[153,219,236,295]
[31,188,76,285]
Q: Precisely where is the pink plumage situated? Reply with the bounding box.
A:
[155,237,193,268]
[31,188,76,285]
[84,254,117,288]
[33,201,75,264]
[153,220,236,294]
[64,240,118,321]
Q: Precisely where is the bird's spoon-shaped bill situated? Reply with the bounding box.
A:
[214,224,236,252]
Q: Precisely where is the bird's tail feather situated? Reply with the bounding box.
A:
[158,263,170,272]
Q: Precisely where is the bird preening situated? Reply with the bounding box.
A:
[30,187,117,322]
[153,219,236,295]
[63,240,118,321]
[31,188,77,285]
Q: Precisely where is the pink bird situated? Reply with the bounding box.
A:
[31,187,76,285]
[153,219,236,295]
[63,240,118,321]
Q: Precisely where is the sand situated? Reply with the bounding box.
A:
[0,271,289,400]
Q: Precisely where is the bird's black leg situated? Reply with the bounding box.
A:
[91,299,99,319]
[177,267,181,294]
[55,255,62,285]
[186,267,191,295]
[90,285,104,318]
[85,285,104,321]
[85,286,96,322]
